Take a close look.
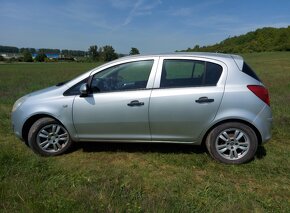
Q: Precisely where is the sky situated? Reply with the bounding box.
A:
[0,0,290,54]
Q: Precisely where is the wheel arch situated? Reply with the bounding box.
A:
[201,119,262,146]
[22,114,63,144]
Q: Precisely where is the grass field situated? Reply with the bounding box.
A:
[0,53,289,212]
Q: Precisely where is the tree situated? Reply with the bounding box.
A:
[0,55,5,61]
[23,51,33,62]
[20,48,36,54]
[35,53,47,62]
[178,26,290,53]
[0,45,19,53]
[38,48,60,54]
[193,45,200,50]
[129,47,140,55]
[102,45,118,61]
[88,45,99,61]
[61,49,86,57]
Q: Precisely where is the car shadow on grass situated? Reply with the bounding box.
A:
[69,142,267,160]
[70,142,206,155]
[255,145,267,159]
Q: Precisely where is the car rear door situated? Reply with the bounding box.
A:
[149,57,227,142]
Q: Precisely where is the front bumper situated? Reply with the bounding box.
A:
[11,109,25,141]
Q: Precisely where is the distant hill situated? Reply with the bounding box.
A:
[180,26,290,53]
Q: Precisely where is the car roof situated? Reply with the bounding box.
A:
[66,52,244,88]
[118,52,244,70]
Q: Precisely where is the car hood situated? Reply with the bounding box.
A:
[27,86,61,97]
[24,84,69,102]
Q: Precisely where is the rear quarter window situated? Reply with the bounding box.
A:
[204,62,223,86]
[242,63,261,82]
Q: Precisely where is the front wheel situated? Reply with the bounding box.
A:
[206,122,258,164]
[28,117,72,156]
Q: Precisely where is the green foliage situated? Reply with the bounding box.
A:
[0,55,5,61]
[20,48,36,54]
[101,45,118,61]
[35,53,47,62]
[23,51,33,62]
[129,47,140,55]
[0,45,19,53]
[181,26,290,53]
[1,44,121,63]
[38,48,60,54]
[44,57,52,63]
[61,49,86,57]
[88,45,99,61]
[0,55,289,211]
[6,57,23,63]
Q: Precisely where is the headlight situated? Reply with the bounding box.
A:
[12,96,28,112]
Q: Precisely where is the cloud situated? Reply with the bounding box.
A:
[171,8,193,17]
[169,0,224,17]
[109,0,136,9]
[59,0,114,30]
[186,15,239,29]
[121,0,162,26]
[53,0,162,31]
[122,0,143,26]
[0,1,47,21]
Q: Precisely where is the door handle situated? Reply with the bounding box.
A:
[127,100,144,107]
[195,97,214,103]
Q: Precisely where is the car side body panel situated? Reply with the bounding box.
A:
[11,86,80,141]
[72,90,152,141]
[149,86,224,142]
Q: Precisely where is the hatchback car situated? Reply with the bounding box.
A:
[12,52,272,164]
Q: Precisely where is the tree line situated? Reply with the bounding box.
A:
[0,44,140,62]
[179,26,290,53]
[0,45,87,57]
[87,45,139,61]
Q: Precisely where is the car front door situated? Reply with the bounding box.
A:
[149,57,227,142]
[73,58,158,141]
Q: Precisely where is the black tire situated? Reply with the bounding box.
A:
[205,122,258,164]
[28,117,72,156]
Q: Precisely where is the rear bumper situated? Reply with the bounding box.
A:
[253,105,272,144]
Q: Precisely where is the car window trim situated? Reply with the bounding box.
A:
[89,59,157,94]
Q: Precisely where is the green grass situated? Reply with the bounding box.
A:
[0,54,290,212]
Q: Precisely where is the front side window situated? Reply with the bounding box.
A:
[160,59,222,88]
[63,77,88,96]
[91,60,154,93]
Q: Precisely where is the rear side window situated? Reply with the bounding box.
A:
[242,63,261,82]
[160,59,222,88]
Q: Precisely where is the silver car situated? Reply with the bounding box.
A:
[11,53,272,164]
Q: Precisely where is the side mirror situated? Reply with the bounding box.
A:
[80,83,89,97]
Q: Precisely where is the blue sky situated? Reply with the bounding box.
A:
[1,0,290,54]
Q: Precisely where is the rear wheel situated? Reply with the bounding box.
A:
[206,122,258,164]
[28,117,72,156]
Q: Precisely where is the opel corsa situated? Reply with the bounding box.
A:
[12,53,272,164]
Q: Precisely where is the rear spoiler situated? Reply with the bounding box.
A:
[231,55,244,70]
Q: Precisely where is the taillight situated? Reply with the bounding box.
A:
[247,85,270,106]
